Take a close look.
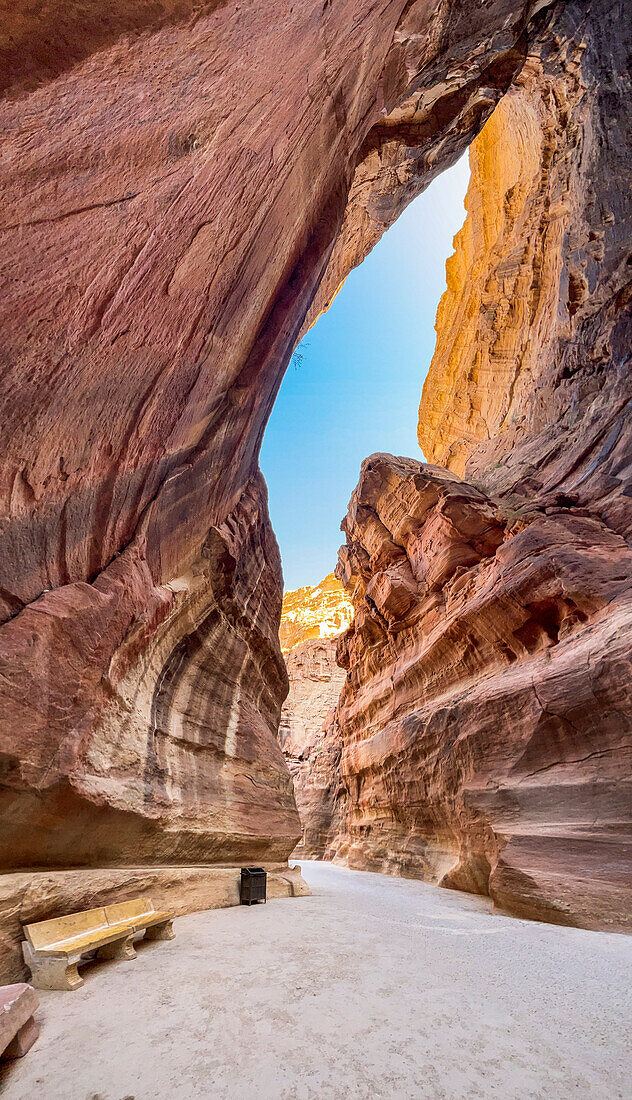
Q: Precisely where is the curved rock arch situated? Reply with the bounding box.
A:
[0,0,630,973]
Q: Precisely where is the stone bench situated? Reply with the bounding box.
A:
[22,896,175,991]
[0,984,39,1061]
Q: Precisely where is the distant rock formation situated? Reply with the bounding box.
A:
[277,575,349,856]
[278,638,346,858]
[279,573,354,655]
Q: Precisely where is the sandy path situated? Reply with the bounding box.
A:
[2,860,630,1099]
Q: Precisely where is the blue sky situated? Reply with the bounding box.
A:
[260,155,470,591]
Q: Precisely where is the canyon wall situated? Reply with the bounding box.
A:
[328,0,632,930]
[419,5,632,540]
[0,0,558,975]
[0,0,629,963]
[1,472,297,871]
[333,456,631,930]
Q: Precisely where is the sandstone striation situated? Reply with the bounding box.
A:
[0,0,630,957]
[0,472,298,871]
[1,0,563,976]
[332,454,632,930]
[277,574,349,857]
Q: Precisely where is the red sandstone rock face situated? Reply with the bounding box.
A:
[278,639,346,859]
[332,454,632,930]
[0,0,550,898]
[0,472,298,869]
[277,576,350,857]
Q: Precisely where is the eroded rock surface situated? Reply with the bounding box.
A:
[0,0,630,953]
[1,472,299,870]
[276,575,349,857]
[331,455,632,930]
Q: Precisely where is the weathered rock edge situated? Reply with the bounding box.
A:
[419,0,632,542]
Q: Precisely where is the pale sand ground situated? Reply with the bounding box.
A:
[2,860,631,1100]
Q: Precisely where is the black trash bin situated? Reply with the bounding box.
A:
[240,867,267,905]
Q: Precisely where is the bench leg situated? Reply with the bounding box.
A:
[97,934,137,961]
[144,919,175,942]
[1,1015,40,1060]
[22,941,83,991]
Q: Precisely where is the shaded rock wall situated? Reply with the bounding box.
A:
[1,0,630,946]
[277,576,350,858]
[278,639,346,859]
[332,455,632,930]
[1,472,299,870]
[0,0,553,905]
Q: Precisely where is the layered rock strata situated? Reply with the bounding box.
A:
[278,639,346,858]
[1,472,298,871]
[0,0,555,951]
[277,574,349,856]
[332,455,632,930]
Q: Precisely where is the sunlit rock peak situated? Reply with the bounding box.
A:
[279,573,354,655]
